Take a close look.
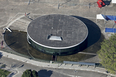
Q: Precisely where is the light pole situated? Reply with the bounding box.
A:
[58,0,60,9]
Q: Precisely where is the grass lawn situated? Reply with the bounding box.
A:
[0,69,10,77]
[4,30,104,62]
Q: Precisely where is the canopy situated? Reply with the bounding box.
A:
[102,15,116,21]
[105,28,116,33]
[112,0,116,3]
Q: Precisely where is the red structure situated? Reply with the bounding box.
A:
[114,21,116,23]
[97,0,105,8]
[25,12,26,16]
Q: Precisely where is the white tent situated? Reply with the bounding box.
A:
[96,14,105,23]
[112,0,116,3]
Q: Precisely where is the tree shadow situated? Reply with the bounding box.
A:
[38,69,53,77]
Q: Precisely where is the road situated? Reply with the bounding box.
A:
[0,56,113,77]
[0,0,116,77]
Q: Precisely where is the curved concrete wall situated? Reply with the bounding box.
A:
[27,34,88,56]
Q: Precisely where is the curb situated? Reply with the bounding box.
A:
[0,50,116,77]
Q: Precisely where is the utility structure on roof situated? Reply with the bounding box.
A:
[27,14,88,56]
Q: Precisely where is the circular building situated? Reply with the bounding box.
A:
[27,14,88,55]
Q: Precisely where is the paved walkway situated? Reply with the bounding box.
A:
[0,50,116,77]
[0,0,116,77]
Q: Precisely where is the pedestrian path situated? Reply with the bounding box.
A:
[0,50,116,77]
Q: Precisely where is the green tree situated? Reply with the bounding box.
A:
[1,64,6,68]
[97,34,116,74]
[22,69,32,77]
[32,70,39,77]
[22,69,39,77]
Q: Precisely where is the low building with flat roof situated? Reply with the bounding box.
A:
[27,14,88,55]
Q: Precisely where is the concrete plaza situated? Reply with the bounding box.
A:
[0,0,116,77]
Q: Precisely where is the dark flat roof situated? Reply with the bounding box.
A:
[27,14,88,48]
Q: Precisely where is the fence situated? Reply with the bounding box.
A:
[11,0,97,9]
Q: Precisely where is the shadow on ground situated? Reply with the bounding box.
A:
[72,16,104,52]
[38,69,53,77]
[0,52,3,59]
[4,30,103,62]
[103,0,111,5]
[3,15,105,62]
